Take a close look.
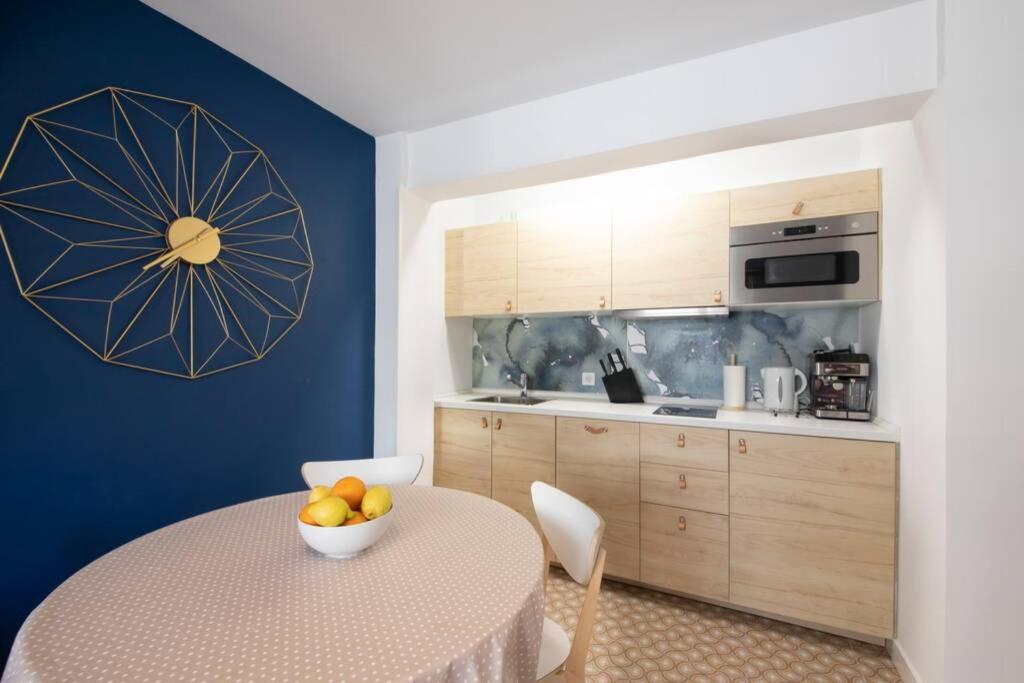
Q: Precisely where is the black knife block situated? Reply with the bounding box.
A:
[602,367,645,403]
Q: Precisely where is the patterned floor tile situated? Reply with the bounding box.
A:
[545,569,901,683]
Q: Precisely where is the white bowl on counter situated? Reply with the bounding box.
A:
[297,509,394,559]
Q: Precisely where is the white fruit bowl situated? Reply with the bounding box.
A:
[297,509,394,559]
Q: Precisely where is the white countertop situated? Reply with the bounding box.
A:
[435,392,899,443]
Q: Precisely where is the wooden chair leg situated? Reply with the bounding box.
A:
[561,547,606,683]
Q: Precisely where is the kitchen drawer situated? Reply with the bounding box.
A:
[729,169,880,227]
[491,412,555,529]
[640,423,728,471]
[641,464,728,514]
[433,408,492,497]
[641,503,729,601]
[640,424,728,513]
[556,417,639,580]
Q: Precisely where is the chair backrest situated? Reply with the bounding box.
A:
[301,454,423,488]
[531,481,605,586]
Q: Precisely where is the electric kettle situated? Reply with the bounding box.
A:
[759,366,808,412]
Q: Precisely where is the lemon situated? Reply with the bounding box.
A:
[307,496,351,527]
[308,485,331,504]
[361,486,392,520]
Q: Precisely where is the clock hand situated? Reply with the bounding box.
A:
[144,227,221,271]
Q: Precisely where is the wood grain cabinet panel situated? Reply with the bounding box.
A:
[491,412,556,529]
[613,191,730,308]
[556,417,639,580]
[640,424,728,514]
[444,222,517,317]
[433,408,492,497]
[517,206,612,314]
[729,169,880,227]
[641,503,729,601]
[728,431,896,638]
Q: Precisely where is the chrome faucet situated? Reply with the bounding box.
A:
[508,372,528,399]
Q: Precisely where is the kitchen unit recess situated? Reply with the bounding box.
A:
[443,169,881,318]
[432,407,898,641]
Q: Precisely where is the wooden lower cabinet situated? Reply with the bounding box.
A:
[729,431,897,638]
[641,503,728,600]
[433,408,492,497]
[433,408,899,641]
[556,417,640,580]
[491,412,556,529]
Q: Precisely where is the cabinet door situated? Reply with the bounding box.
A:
[517,206,612,314]
[556,417,639,579]
[444,222,517,317]
[613,192,730,308]
[729,169,880,227]
[729,431,897,638]
[491,412,555,529]
[640,424,728,514]
[433,408,492,496]
[641,503,729,600]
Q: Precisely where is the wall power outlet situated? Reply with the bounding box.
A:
[582,371,596,387]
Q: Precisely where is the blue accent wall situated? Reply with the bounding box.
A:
[0,0,375,660]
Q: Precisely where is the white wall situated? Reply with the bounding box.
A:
[373,133,405,459]
[865,91,947,683]
[943,1,1024,681]
[407,1,936,197]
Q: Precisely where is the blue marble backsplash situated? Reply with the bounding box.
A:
[472,309,859,400]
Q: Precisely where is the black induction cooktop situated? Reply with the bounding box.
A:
[652,405,719,419]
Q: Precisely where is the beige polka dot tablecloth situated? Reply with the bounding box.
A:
[3,486,545,682]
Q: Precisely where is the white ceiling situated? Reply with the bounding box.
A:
[142,0,916,136]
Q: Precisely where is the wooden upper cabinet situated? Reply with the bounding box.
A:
[517,206,612,314]
[433,408,492,496]
[444,222,517,317]
[613,191,730,308]
[491,412,556,530]
[729,169,880,227]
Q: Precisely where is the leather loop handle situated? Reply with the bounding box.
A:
[584,425,608,435]
[481,417,488,429]
[495,418,502,431]
[678,473,687,490]
[738,438,747,454]
[677,515,687,531]
[676,433,686,448]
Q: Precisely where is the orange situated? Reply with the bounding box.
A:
[298,503,318,526]
[331,476,367,510]
[344,511,368,526]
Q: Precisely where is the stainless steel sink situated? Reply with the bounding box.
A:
[469,395,549,406]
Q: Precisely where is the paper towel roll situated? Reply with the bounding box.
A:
[722,365,747,410]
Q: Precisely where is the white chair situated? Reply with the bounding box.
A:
[531,481,606,683]
[301,454,423,488]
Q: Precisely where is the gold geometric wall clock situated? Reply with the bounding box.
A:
[0,87,313,378]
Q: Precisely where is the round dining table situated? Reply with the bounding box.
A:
[3,485,545,682]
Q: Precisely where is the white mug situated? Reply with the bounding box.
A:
[759,366,808,412]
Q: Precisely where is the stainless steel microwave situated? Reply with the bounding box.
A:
[729,212,878,307]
